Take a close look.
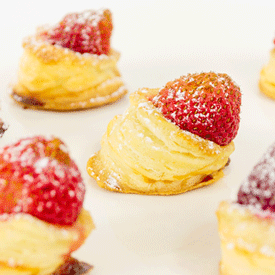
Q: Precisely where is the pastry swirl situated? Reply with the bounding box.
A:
[0,209,94,275]
[217,201,275,275]
[259,49,275,99]
[12,35,127,111]
[87,88,235,195]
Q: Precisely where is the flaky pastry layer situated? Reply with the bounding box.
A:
[12,36,127,111]
[217,201,275,275]
[0,209,94,275]
[87,88,234,195]
[259,49,275,100]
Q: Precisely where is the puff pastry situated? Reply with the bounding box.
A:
[259,49,275,99]
[12,9,127,111]
[0,210,94,275]
[217,142,275,274]
[217,202,275,275]
[0,136,94,274]
[87,87,236,195]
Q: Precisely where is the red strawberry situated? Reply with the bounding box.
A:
[237,143,275,214]
[151,72,241,146]
[41,9,113,55]
[0,136,85,225]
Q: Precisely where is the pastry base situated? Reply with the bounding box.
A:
[0,209,94,275]
[217,201,275,275]
[11,83,127,111]
[88,153,225,195]
[0,258,92,275]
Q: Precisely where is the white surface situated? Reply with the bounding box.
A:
[2,0,275,274]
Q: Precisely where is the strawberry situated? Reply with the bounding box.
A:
[151,72,241,146]
[0,136,85,225]
[41,9,113,55]
[237,143,275,214]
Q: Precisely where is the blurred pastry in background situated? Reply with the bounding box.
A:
[12,9,127,111]
[87,72,242,195]
[0,136,94,274]
[217,142,275,274]
[259,38,275,99]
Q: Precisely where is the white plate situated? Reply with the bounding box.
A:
[2,1,275,274]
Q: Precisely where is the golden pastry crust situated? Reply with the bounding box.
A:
[87,88,235,195]
[12,35,127,111]
[259,49,275,100]
[0,209,94,275]
[0,258,92,275]
[217,201,275,275]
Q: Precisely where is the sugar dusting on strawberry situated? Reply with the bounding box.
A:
[41,9,113,55]
[0,136,85,225]
[237,143,275,215]
[151,72,241,146]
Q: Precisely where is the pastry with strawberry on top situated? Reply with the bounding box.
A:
[87,72,242,195]
[12,9,127,111]
[217,142,275,275]
[0,136,94,274]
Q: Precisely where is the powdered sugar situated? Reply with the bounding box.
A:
[260,245,275,257]
[226,243,235,250]
[138,101,154,115]
[34,157,49,173]
[106,171,121,191]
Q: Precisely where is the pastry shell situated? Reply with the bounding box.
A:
[0,209,94,274]
[12,35,127,111]
[217,201,275,274]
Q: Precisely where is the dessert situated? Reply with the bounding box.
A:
[12,9,127,111]
[259,38,275,99]
[217,142,275,274]
[87,72,242,195]
[0,136,94,274]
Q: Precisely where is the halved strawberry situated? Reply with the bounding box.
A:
[237,143,275,213]
[0,136,85,225]
[41,9,113,55]
[151,72,241,146]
